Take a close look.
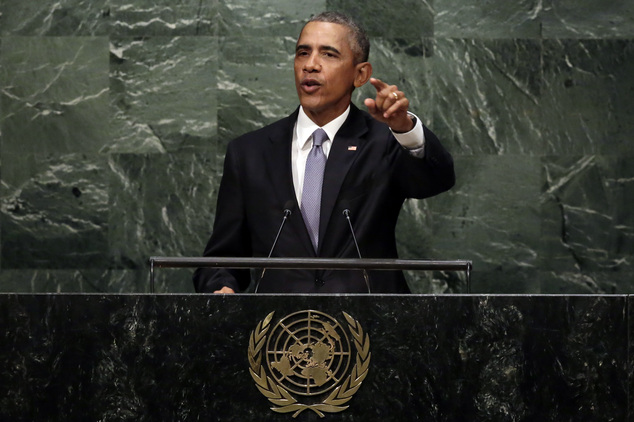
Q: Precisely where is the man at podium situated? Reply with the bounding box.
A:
[193,11,454,294]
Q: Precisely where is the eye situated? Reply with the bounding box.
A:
[321,50,339,59]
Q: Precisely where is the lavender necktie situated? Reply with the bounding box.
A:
[301,128,328,251]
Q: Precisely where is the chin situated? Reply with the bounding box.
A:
[299,99,324,113]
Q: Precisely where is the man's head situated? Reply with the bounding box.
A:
[307,12,370,65]
[294,12,372,126]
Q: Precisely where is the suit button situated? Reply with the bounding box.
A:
[315,278,324,287]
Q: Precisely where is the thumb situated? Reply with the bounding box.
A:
[364,98,378,116]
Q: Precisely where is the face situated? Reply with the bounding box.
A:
[294,21,371,126]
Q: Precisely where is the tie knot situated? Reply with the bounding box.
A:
[312,128,328,147]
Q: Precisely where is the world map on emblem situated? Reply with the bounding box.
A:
[265,310,352,396]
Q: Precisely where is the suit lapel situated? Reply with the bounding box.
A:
[318,105,368,253]
[263,108,317,255]
[263,113,296,206]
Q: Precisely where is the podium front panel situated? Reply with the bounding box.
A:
[0,294,628,421]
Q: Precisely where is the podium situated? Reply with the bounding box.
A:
[149,256,474,293]
[0,291,628,421]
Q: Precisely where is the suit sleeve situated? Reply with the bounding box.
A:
[193,141,252,293]
[392,125,455,199]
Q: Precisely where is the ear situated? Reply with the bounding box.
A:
[353,62,373,88]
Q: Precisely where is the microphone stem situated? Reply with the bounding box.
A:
[255,209,291,293]
[344,210,371,294]
[345,213,363,261]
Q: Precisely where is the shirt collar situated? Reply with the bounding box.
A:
[296,105,351,150]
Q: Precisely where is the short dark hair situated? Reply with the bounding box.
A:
[306,11,370,64]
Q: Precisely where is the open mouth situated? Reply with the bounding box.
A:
[301,78,322,91]
[303,79,320,86]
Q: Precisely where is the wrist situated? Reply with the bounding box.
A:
[391,115,417,134]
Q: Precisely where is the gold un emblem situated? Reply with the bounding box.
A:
[248,310,371,417]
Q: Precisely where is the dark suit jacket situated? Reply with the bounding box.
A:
[193,104,455,293]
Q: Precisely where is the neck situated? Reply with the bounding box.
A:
[304,104,351,127]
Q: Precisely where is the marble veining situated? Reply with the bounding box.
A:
[0,0,633,296]
[0,294,628,420]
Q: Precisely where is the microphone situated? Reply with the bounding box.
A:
[254,201,294,293]
[342,208,371,293]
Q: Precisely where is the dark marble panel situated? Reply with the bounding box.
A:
[0,269,146,293]
[467,268,632,295]
[542,0,634,38]
[540,39,634,155]
[396,197,470,294]
[327,0,433,38]
[109,0,218,36]
[0,0,632,300]
[217,36,298,143]
[1,154,110,269]
[471,268,542,294]
[540,155,634,274]
[151,268,197,293]
[108,36,218,154]
[0,36,110,156]
[396,198,452,293]
[108,153,220,280]
[0,0,111,36]
[353,38,433,121]
[0,267,195,294]
[218,0,326,37]
[428,38,543,155]
[0,294,627,421]
[539,270,634,295]
[424,155,541,292]
[434,0,542,39]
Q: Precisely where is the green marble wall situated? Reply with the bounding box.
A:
[0,0,632,293]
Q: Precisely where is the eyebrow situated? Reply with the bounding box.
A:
[296,44,342,56]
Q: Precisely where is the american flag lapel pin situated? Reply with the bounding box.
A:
[348,146,357,151]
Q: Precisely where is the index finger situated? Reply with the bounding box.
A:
[369,77,389,92]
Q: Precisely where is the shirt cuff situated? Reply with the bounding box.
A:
[391,112,426,157]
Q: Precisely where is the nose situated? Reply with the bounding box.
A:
[303,52,321,72]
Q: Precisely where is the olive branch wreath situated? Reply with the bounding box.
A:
[248,311,371,418]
